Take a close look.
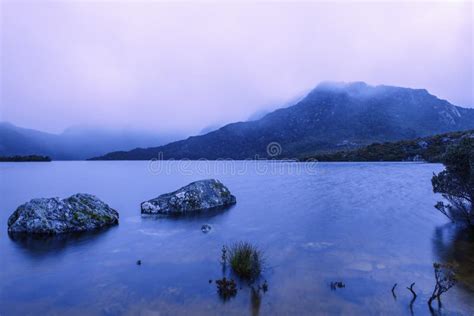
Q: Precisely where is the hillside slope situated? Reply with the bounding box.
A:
[92,82,474,160]
[302,130,474,162]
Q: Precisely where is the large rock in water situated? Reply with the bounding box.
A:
[8,193,119,234]
[141,179,236,215]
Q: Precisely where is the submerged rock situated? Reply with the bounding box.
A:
[141,179,236,215]
[201,224,212,233]
[330,281,345,290]
[8,193,119,234]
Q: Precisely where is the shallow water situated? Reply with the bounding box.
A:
[0,161,473,315]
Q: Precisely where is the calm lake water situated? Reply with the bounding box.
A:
[1,161,473,315]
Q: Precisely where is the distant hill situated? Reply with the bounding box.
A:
[92,82,474,160]
[301,130,474,162]
[0,122,182,160]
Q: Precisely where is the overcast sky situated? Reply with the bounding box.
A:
[1,1,472,134]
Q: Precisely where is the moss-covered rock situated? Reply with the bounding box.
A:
[141,179,236,215]
[8,193,119,234]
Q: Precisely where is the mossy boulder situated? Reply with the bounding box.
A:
[141,179,236,215]
[8,193,119,234]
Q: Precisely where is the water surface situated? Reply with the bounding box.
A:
[1,161,473,315]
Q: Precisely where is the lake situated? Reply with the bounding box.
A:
[1,161,473,315]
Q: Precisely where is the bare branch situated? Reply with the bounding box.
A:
[406,282,417,300]
[391,283,397,299]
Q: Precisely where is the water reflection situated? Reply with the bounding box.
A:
[8,227,116,258]
[432,224,474,292]
[140,205,235,222]
[250,286,262,316]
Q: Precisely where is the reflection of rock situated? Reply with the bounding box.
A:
[8,193,119,234]
[432,225,474,291]
[141,179,236,215]
[201,224,212,233]
[8,229,112,256]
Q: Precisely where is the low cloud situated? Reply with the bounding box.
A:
[1,1,472,134]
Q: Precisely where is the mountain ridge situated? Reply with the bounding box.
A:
[91,82,474,160]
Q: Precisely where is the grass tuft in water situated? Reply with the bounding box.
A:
[227,241,263,281]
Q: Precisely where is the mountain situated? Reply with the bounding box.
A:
[0,122,182,160]
[198,123,223,135]
[198,96,305,135]
[92,82,474,160]
[247,93,306,122]
[301,130,474,162]
[247,109,271,122]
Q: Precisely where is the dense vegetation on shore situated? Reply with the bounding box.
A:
[432,137,474,225]
[302,130,474,163]
[0,155,51,162]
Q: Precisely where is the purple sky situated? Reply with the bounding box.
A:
[1,1,472,134]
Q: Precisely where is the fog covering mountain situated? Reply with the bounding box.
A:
[92,82,474,160]
[198,96,305,135]
[0,122,182,160]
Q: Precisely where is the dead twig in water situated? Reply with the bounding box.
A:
[406,282,417,315]
[391,283,397,299]
[406,282,417,300]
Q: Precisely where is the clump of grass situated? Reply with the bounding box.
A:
[227,242,263,281]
